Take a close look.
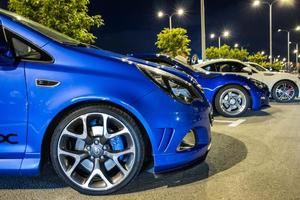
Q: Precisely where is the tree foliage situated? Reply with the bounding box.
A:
[206,45,283,71]
[248,52,283,71]
[156,28,191,57]
[206,44,249,60]
[8,0,104,44]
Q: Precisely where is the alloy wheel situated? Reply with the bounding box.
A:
[275,82,296,102]
[57,112,136,191]
[219,88,247,116]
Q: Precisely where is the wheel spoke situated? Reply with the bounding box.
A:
[58,149,88,176]
[84,158,113,188]
[106,146,135,158]
[80,115,88,139]
[113,157,129,176]
[105,129,129,139]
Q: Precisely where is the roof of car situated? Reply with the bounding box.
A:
[0,8,20,20]
[194,59,247,68]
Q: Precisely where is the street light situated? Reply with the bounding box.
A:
[291,42,299,71]
[278,29,291,70]
[210,30,231,49]
[157,8,185,29]
[252,0,293,64]
[234,43,239,48]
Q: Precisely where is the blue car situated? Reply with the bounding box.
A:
[130,54,270,117]
[0,9,212,195]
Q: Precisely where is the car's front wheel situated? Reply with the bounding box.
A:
[215,85,250,117]
[272,81,297,103]
[50,105,145,195]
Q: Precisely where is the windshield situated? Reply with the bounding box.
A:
[1,9,81,45]
[248,63,268,72]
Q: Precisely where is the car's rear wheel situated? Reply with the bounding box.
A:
[272,81,297,103]
[215,85,250,117]
[50,105,145,195]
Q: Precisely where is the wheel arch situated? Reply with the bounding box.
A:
[40,99,153,170]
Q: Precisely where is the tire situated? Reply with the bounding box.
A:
[272,80,297,103]
[214,85,250,118]
[50,105,145,195]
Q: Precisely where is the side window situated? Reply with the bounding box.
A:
[12,37,41,59]
[203,64,217,72]
[215,62,245,73]
[229,62,245,72]
[215,63,231,72]
[4,29,52,62]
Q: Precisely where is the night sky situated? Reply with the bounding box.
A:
[1,0,300,59]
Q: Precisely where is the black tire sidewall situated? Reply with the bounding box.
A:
[50,105,145,195]
[214,85,250,118]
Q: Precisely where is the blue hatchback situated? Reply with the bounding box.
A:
[0,9,212,195]
[130,54,270,117]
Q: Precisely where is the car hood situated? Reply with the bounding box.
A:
[71,46,194,82]
[262,71,300,80]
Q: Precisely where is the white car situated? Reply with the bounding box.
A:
[194,59,300,103]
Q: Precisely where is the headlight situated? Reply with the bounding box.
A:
[137,63,203,104]
[250,78,266,89]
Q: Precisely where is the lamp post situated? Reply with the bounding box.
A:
[201,0,206,61]
[210,30,231,49]
[278,29,290,70]
[278,26,300,71]
[292,43,299,71]
[157,8,185,30]
[252,0,293,64]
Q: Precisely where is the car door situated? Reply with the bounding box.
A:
[0,24,27,163]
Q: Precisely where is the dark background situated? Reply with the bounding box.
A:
[1,0,300,58]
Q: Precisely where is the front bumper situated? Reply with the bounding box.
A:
[251,87,270,111]
[133,88,212,173]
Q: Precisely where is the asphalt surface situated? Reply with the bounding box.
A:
[1,100,300,200]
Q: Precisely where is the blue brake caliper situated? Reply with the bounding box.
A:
[90,119,125,160]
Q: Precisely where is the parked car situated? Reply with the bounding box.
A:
[195,59,300,103]
[0,9,212,195]
[130,54,270,117]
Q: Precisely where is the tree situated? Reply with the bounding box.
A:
[206,44,249,60]
[248,52,283,71]
[156,28,191,57]
[248,52,268,64]
[8,0,104,44]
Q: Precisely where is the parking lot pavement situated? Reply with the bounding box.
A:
[1,100,300,200]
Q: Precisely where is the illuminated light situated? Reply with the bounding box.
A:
[223,30,230,38]
[158,11,164,18]
[177,8,185,16]
[253,0,261,7]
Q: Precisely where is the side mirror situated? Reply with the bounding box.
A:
[242,67,253,75]
[0,47,15,66]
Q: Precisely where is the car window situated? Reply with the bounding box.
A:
[249,63,267,72]
[12,38,41,59]
[215,62,246,73]
[4,29,52,62]
[203,64,217,72]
